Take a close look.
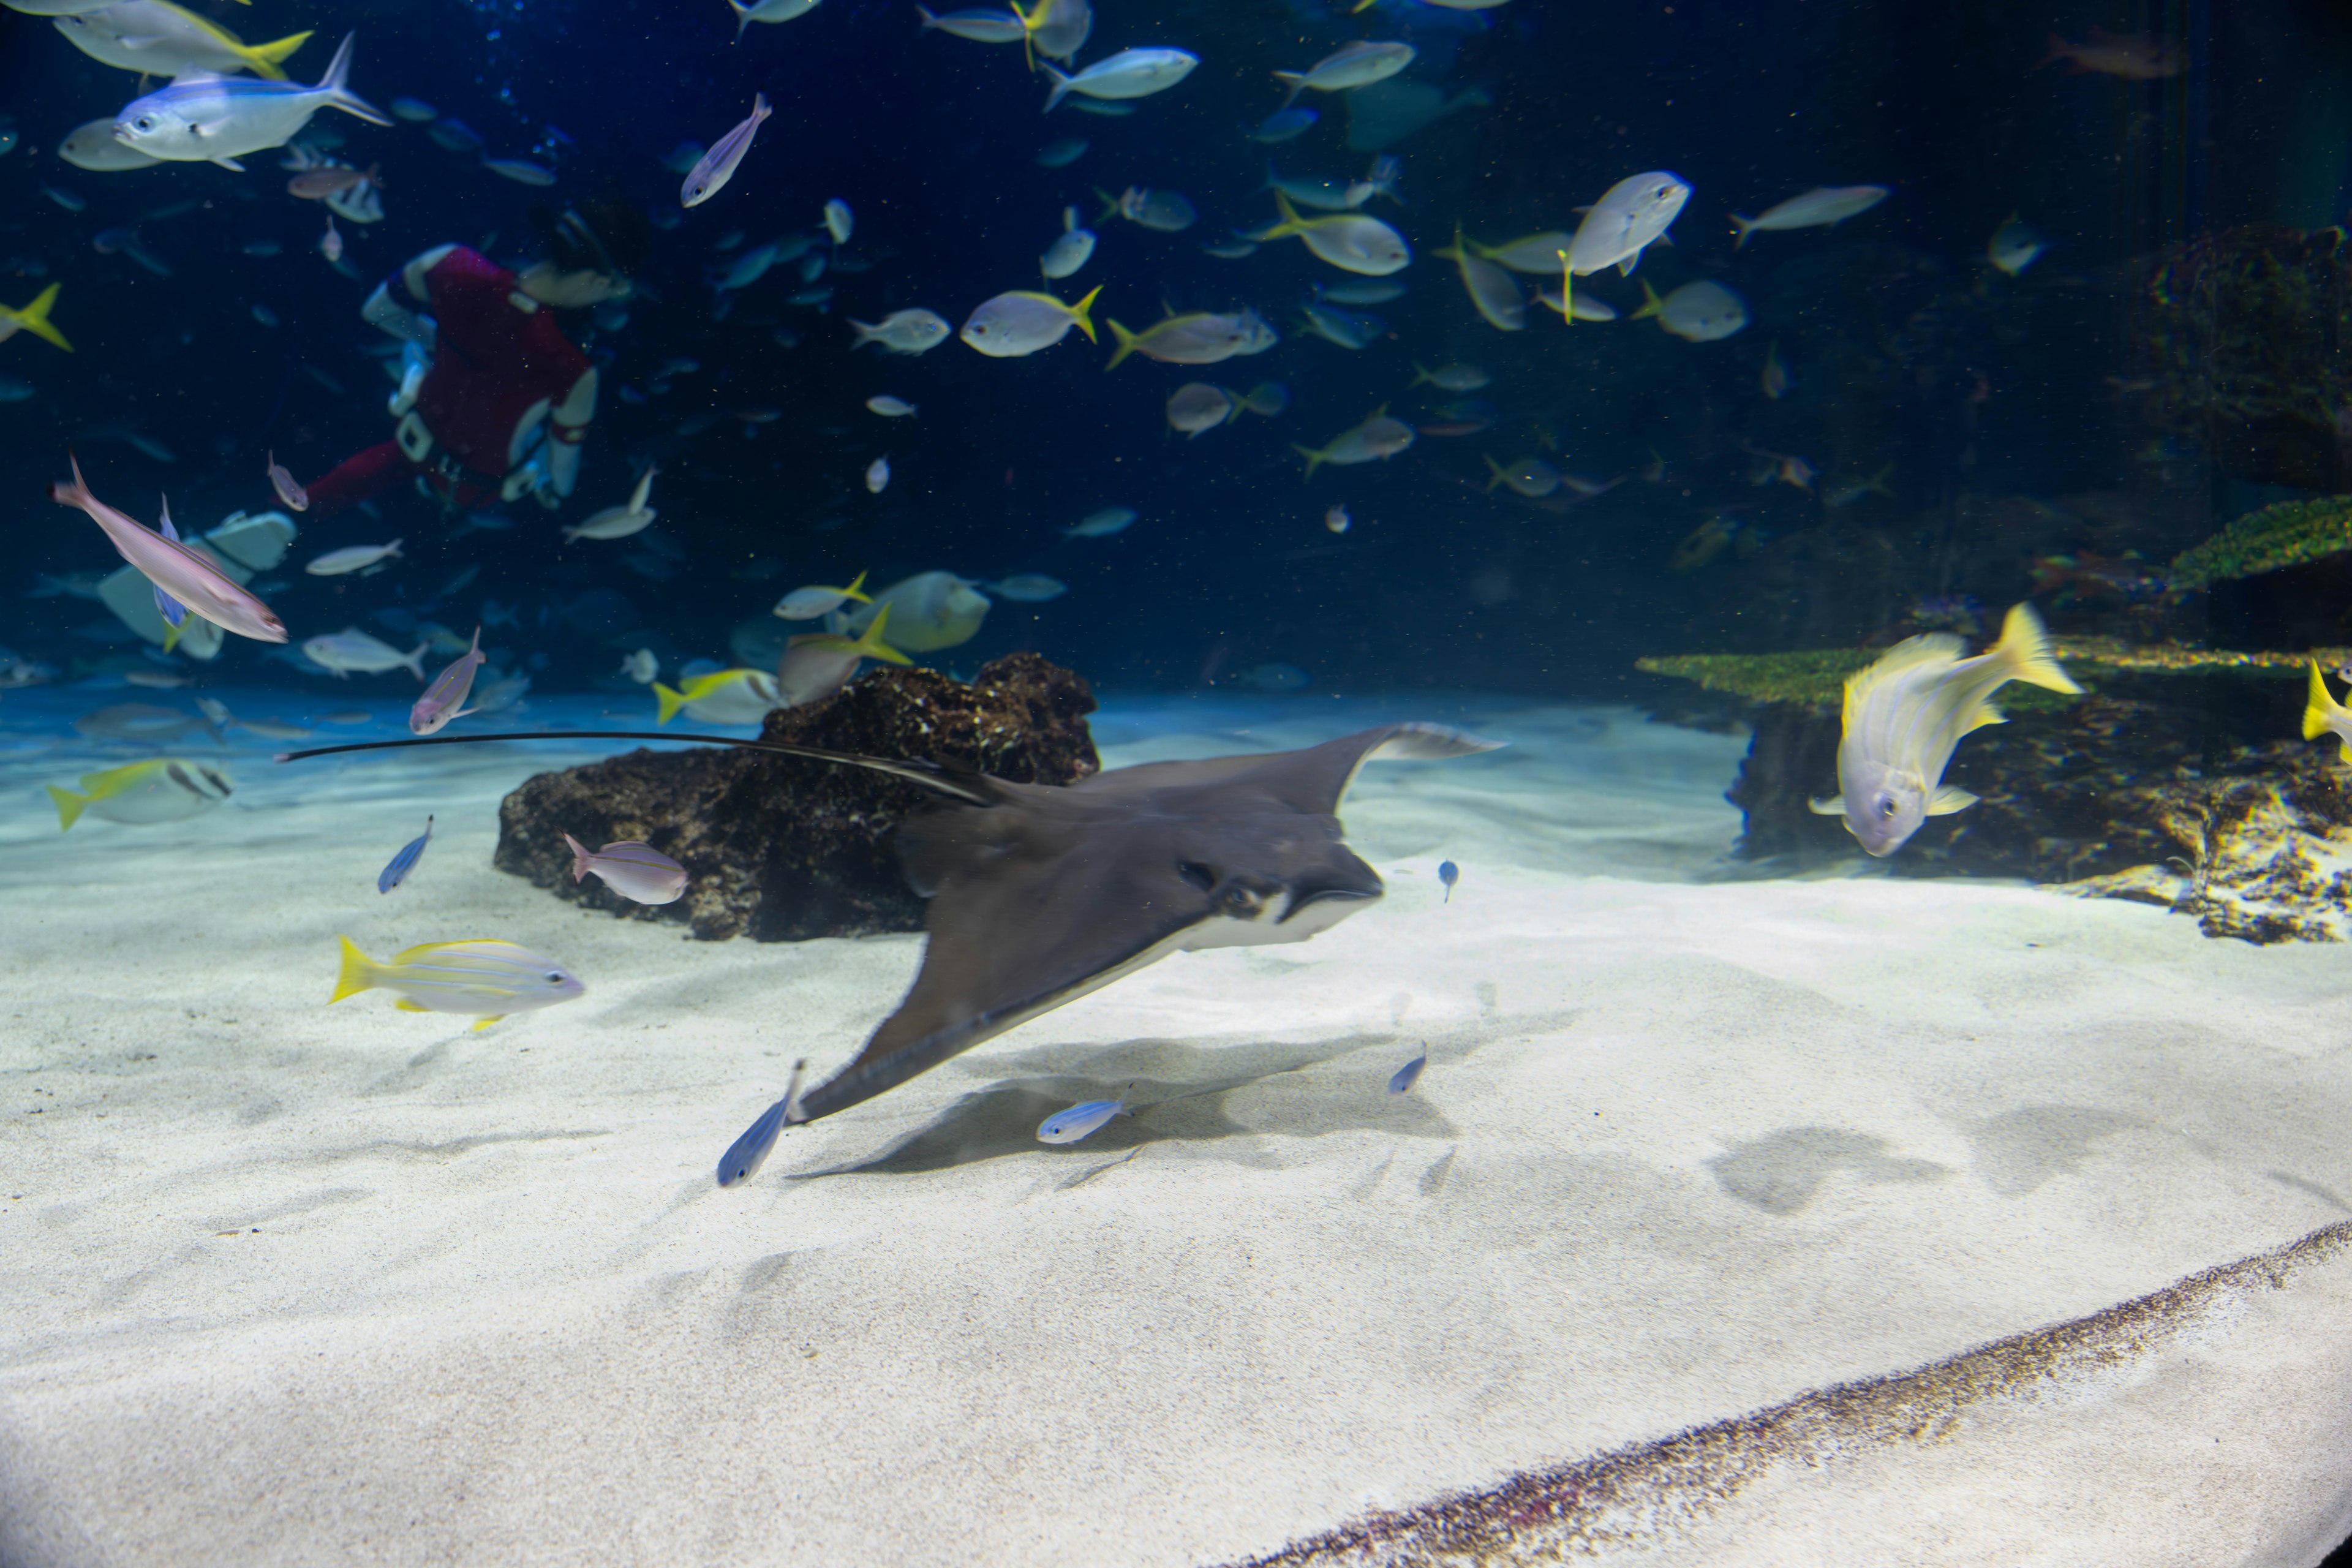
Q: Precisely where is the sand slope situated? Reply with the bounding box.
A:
[4,688,2351,1566]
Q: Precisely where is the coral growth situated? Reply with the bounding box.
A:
[2167,496,2352,591]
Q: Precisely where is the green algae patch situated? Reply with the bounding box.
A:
[2169,497,2352,591]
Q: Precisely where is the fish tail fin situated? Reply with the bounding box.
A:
[47,785,86,831]
[330,935,379,1003]
[1273,70,1305,111]
[564,831,594,883]
[1631,279,1666,320]
[846,317,880,348]
[1991,601,2081,693]
[1092,186,1121,222]
[6,284,72,353]
[1482,454,1507,492]
[314,33,390,124]
[1104,319,1140,369]
[1267,189,1305,236]
[161,615,185,655]
[1066,284,1102,344]
[1223,388,1250,424]
[470,1016,505,1031]
[841,568,872,603]
[1409,361,1433,387]
[1730,213,1755,248]
[1806,794,1844,816]
[1868,464,1895,497]
[653,683,688,725]
[1042,62,1075,113]
[854,603,913,666]
[916,2,939,23]
[402,643,428,680]
[2305,662,2346,741]
[1292,442,1327,480]
[239,28,312,79]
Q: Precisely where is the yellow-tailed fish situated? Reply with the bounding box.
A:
[48,757,232,829]
[778,603,913,706]
[331,937,582,1029]
[1808,603,2080,856]
[654,667,785,726]
[0,284,72,352]
[2303,662,2352,761]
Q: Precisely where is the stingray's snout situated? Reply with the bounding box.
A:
[1280,861,1384,924]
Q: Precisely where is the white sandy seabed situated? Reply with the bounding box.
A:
[6,685,2352,1568]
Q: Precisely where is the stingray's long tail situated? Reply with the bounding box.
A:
[273,729,997,804]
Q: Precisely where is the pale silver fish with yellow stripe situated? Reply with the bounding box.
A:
[1809,603,2079,856]
[331,937,583,1028]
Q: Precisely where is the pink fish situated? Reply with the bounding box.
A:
[564,834,689,905]
[267,451,311,511]
[50,451,287,643]
[409,625,484,735]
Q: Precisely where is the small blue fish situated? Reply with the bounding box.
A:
[1389,1050,1427,1095]
[1038,1096,1128,1144]
[717,1059,806,1188]
[1438,860,1458,903]
[379,815,432,894]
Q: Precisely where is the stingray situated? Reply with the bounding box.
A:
[279,721,1501,1183]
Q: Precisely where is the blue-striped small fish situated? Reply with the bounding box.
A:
[330,937,582,1028]
[1388,1050,1427,1095]
[717,1059,806,1188]
[379,816,432,894]
[1037,1096,1128,1144]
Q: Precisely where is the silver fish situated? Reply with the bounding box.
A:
[409,625,483,734]
[681,93,771,208]
[564,833,689,905]
[113,33,389,169]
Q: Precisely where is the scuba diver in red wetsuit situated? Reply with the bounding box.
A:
[304,198,649,520]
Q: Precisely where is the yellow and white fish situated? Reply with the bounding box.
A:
[654,667,785,726]
[1809,602,2079,856]
[779,604,914,706]
[48,757,232,829]
[0,284,73,352]
[331,937,583,1028]
[2302,662,2352,761]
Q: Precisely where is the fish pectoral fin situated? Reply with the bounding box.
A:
[1927,785,1978,816]
[211,156,248,172]
[471,1015,505,1031]
[393,998,430,1012]
[1807,794,1845,815]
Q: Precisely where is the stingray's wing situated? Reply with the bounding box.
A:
[790,802,1214,1123]
[1069,722,1504,815]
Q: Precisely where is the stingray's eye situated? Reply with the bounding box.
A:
[1218,884,1260,918]
[1876,794,1899,818]
[1177,861,1216,892]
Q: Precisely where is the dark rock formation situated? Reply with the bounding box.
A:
[494,653,1099,941]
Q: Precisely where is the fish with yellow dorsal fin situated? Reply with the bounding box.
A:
[773,569,872,620]
[1254,190,1409,276]
[652,667,785,726]
[0,284,72,353]
[48,758,231,830]
[778,603,914,707]
[330,937,581,1030]
[53,1,311,80]
[1808,603,2080,856]
[2303,662,2352,763]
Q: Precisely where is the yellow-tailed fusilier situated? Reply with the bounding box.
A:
[654,667,785,725]
[0,284,72,351]
[1809,603,2079,856]
[48,757,232,829]
[331,937,583,1029]
[2302,662,2352,761]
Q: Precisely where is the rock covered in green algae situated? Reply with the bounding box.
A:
[2168,497,2352,592]
[493,654,1100,941]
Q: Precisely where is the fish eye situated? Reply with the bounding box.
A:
[545,970,563,983]
[1876,794,1899,818]
[135,117,154,131]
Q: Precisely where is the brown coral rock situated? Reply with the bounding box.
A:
[492,653,1099,941]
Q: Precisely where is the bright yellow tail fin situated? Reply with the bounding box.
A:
[1481,454,1507,492]
[1104,319,1140,370]
[1630,279,1666,321]
[840,568,871,604]
[1993,602,2082,693]
[1292,442,1327,480]
[855,603,912,666]
[47,785,86,831]
[5,284,72,353]
[330,936,378,1003]
[653,683,688,725]
[2305,661,2345,742]
[237,28,313,78]
[1066,285,1101,344]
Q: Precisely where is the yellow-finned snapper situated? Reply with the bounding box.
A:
[53,452,286,641]
[1293,405,1414,478]
[1254,191,1409,276]
[774,570,873,620]
[1483,454,1561,497]
[9,0,135,14]
[1,284,73,351]
[960,285,1101,356]
[778,603,914,706]
[1729,185,1889,249]
[1106,309,1276,369]
[48,757,231,830]
[1809,603,2080,857]
[1409,361,1489,391]
[1466,231,1575,274]
[1040,206,1096,280]
[2302,663,2352,761]
[731,0,819,36]
[1989,214,2047,277]
[681,94,771,208]
[1532,283,1619,322]
[54,0,312,80]
[654,668,785,725]
[331,937,582,1029]
[1098,185,1197,233]
[1299,300,1379,349]
[112,32,389,170]
[1272,40,1414,109]
[562,466,659,543]
[850,308,952,355]
[1041,47,1195,113]
[1436,229,1525,331]
[1631,279,1749,342]
[918,5,1028,43]
[842,572,989,652]
[1017,0,1091,63]
[1558,171,1689,317]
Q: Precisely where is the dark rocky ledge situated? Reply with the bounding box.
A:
[493,653,1099,941]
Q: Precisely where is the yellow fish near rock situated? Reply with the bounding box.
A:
[48,757,231,829]
[2301,662,2352,761]
[1809,603,2080,857]
[331,937,584,1030]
